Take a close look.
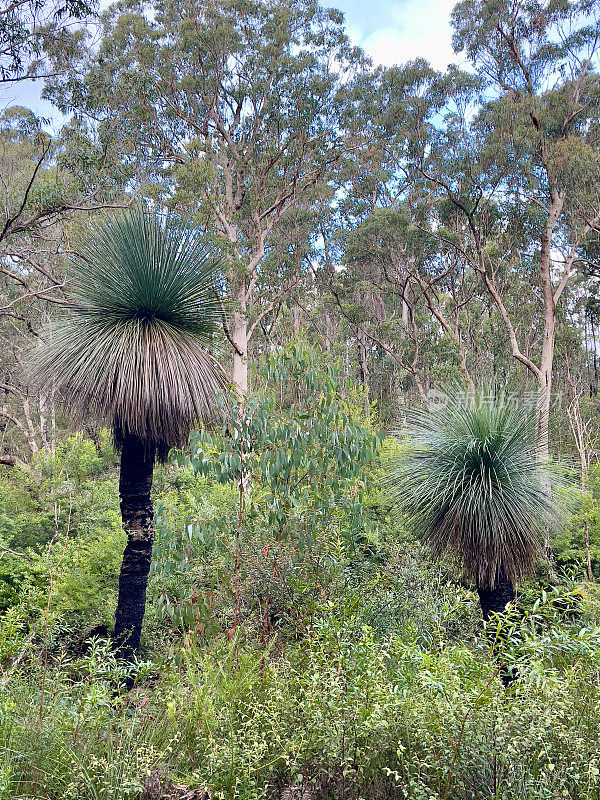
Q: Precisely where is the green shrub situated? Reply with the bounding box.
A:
[1,579,600,800]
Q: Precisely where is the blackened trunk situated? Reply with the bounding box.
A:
[113,435,155,664]
[476,569,515,622]
[477,569,517,686]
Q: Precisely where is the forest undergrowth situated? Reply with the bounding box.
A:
[2,351,600,800]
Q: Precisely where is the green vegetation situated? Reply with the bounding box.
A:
[3,0,600,796]
[1,349,600,798]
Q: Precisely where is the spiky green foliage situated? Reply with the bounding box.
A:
[31,211,228,459]
[388,391,558,588]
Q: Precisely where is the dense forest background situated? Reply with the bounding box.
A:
[3,0,600,798]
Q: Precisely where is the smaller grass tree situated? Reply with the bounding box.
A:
[388,390,558,621]
[31,210,228,662]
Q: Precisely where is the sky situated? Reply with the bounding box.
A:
[3,0,461,127]
[335,0,459,71]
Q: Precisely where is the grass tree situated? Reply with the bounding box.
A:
[388,391,558,622]
[31,210,228,662]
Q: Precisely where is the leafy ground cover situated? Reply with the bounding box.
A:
[2,350,600,799]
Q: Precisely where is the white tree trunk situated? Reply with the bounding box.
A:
[536,189,563,462]
[536,366,552,463]
[291,302,300,338]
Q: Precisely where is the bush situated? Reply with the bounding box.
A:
[2,581,600,800]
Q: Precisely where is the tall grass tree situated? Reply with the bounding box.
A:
[388,390,558,622]
[31,210,228,662]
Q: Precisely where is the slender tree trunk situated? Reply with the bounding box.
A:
[538,350,560,559]
[536,361,553,463]
[231,274,249,395]
[537,210,559,552]
[20,395,39,455]
[357,325,370,420]
[593,320,598,396]
[291,302,300,338]
[344,340,350,381]
[536,189,563,462]
[51,401,56,453]
[401,298,409,328]
[584,315,592,397]
[232,309,248,395]
[39,391,49,452]
[324,309,332,352]
[113,435,155,664]
[579,433,593,581]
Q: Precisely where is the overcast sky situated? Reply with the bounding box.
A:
[337,0,459,70]
[3,0,461,128]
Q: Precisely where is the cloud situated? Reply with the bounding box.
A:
[360,0,460,71]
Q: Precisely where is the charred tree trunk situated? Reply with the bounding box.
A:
[113,435,155,665]
[477,569,515,621]
[477,569,517,686]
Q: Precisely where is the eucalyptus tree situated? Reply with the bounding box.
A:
[449,0,600,459]
[388,390,558,622]
[31,210,228,661]
[0,0,96,84]
[320,61,492,411]
[352,0,600,456]
[410,2,600,457]
[343,203,484,400]
[47,0,369,393]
